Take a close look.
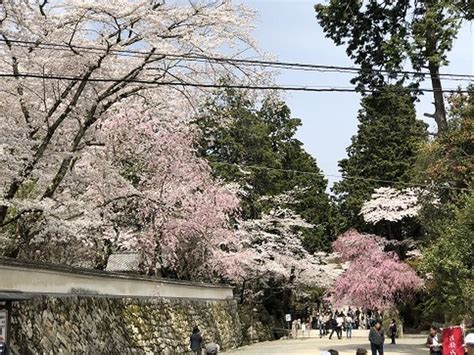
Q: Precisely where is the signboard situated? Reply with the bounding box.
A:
[0,310,7,340]
[442,326,464,355]
[285,314,291,322]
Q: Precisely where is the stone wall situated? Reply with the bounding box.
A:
[10,296,242,354]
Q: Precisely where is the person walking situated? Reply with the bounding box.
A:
[426,326,442,355]
[345,313,353,339]
[291,319,298,339]
[336,313,344,340]
[329,315,338,340]
[190,326,203,355]
[356,349,368,355]
[368,321,385,355]
[389,319,397,344]
[301,320,307,337]
[319,314,325,338]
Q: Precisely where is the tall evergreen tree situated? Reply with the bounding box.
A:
[315,0,470,134]
[333,85,428,234]
[196,88,335,251]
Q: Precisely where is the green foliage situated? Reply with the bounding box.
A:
[420,193,474,323]
[195,88,335,251]
[415,86,473,239]
[332,85,428,234]
[315,0,464,89]
[315,0,468,133]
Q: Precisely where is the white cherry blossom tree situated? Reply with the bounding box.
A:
[0,0,266,279]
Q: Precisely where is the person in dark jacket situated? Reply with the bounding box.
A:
[328,316,338,340]
[425,326,442,355]
[389,319,397,344]
[190,326,203,355]
[368,321,384,355]
[0,336,8,355]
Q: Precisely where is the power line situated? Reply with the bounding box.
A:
[1,39,473,81]
[0,72,471,94]
[209,161,473,192]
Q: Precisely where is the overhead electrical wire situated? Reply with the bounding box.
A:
[0,39,473,81]
[0,40,471,192]
[209,161,473,192]
[0,72,471,94]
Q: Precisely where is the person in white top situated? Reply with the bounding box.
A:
[336,313,344,339]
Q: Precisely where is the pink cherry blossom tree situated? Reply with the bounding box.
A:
[327,229,423,310]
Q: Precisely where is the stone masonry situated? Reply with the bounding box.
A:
[10,296,242,354]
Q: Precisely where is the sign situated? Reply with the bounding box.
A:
[0,310,7,340]
[285,314,291,322]
[442,326,464,355]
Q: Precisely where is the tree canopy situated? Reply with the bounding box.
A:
[315,0,469,133]
[196,88,336,252]
[332,85,428,236]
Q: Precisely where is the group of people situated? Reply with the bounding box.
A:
[291,318,313,338]
[320,319,394,355]
[316,308,376,341]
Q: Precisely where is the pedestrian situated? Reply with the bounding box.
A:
[205,342,220,355]
[389,319,397,344]
[328,315,338,340]
[345,313,353,339]
[464,333,474,355]
[292,319,298,339]
[336,313,344,340]
[356,349,368,355]
[301,320,307,337]
[425,326,442,355]
[190,326,203,355]
[368,321,385,355]
[355,317,360,330]
[319,313,325,338]
[0,336,7,355]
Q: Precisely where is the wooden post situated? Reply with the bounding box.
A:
[6,301,11,349]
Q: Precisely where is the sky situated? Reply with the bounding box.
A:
[247,0,474,188]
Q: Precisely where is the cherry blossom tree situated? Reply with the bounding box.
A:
[327,229,423,310]
[0,1,267,279]
[360,187,421,224]
[360,187,425,253]
[226,202,344,303]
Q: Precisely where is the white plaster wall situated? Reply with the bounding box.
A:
[0,264,233,300]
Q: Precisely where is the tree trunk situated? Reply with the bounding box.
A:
[428,61,448,134]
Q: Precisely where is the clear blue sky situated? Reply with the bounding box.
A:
[247,0,473,187]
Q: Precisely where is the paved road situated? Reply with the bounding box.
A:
[223,330,427,355]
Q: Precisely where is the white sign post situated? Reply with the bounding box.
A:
[285,313,292,338]
[0,310,7,341]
